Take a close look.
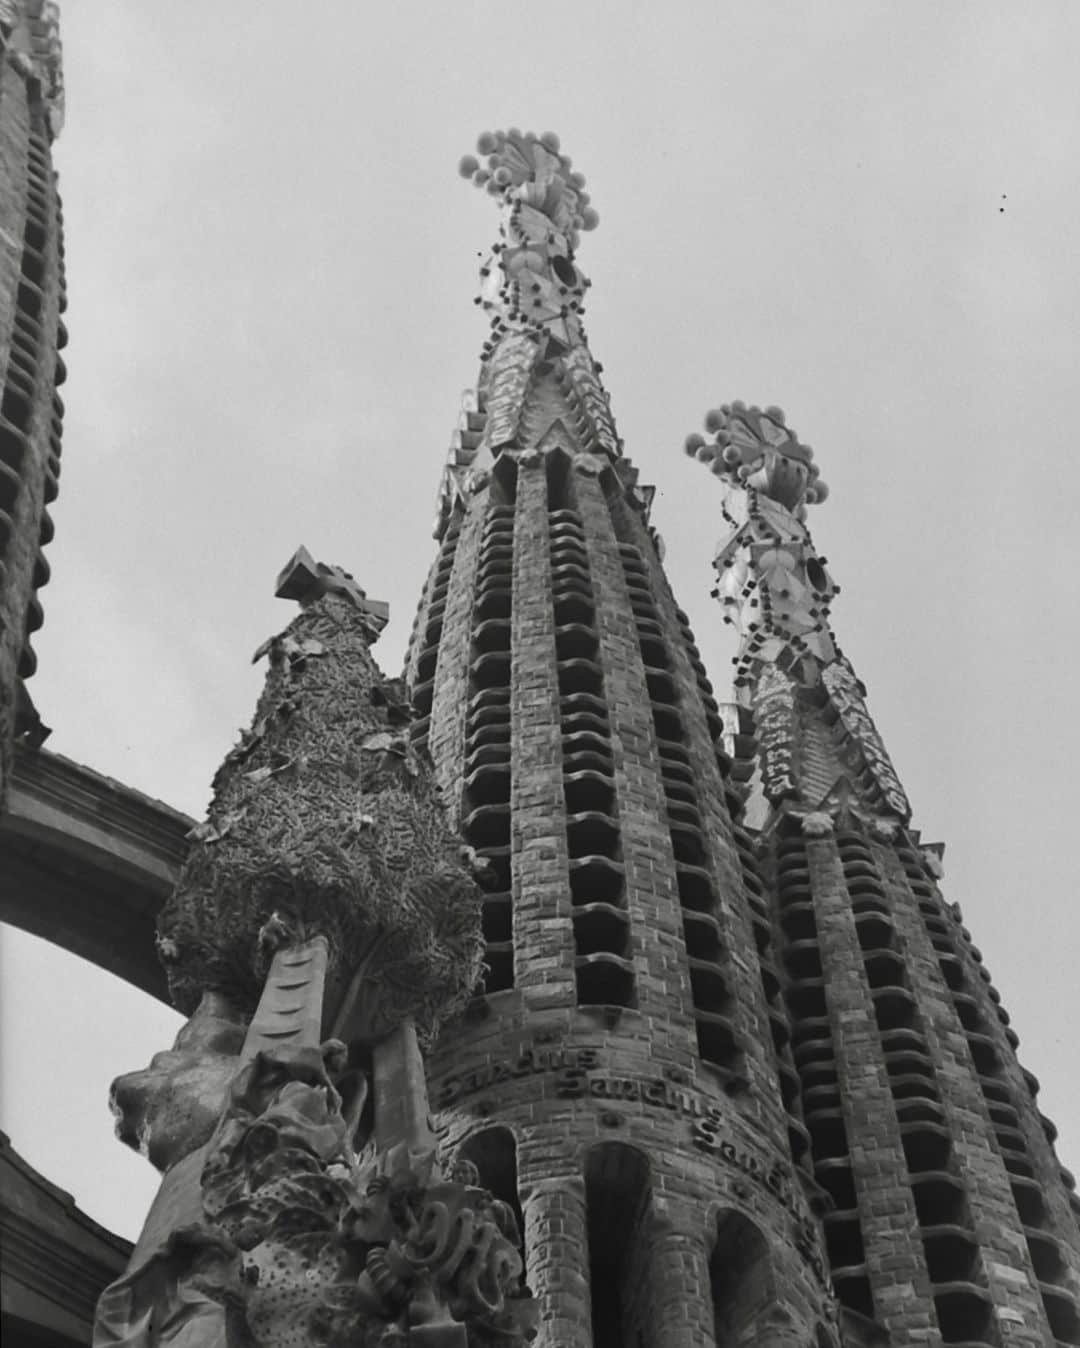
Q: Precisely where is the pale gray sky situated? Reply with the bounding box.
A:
[2,0,1079,1241]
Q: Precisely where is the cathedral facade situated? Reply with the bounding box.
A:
[1,9,1079,1348]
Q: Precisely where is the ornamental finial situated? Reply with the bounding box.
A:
[458,128,598,241]
[457,129,598,360]
[684,402,828,515]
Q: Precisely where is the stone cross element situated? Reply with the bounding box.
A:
[275,545,390,626]
[95,553,535,1348]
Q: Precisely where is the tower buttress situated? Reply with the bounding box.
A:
[689,401,1080,1343]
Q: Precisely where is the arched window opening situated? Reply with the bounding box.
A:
[709,1210,772,1346]
[584,1144,651,1348]
[457,1125,524,1257]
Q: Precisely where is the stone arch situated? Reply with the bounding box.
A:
[456,1123,525,1253]
[583,1142,652,1348]
[708,1208,776,1346]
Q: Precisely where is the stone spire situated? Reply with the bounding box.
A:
[401,144,843,1347]
[687,402,909,827]
[435,131,653,538]
[687,403,1080,1340]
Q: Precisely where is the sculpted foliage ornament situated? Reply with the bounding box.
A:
[157,548,483,1045]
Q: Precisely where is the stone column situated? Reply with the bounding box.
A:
[521,1175,592,1348]
[642,1216,715,1348]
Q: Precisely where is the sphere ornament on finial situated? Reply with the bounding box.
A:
[458,128,602,363]
[458,128,599,239]
[683,401,828,515]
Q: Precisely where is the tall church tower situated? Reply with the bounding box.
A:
[687,403,1080,1342]
[407,131,836,1347]
[0,0,65,802]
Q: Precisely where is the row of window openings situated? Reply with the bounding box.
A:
[842,837,1003,1338]
[550,513,634,1010]
[0,141,63,676]
[461,512,519,996]
[897,851,1080,1332]
[778,834,1080,1342]
[409,518,465,752]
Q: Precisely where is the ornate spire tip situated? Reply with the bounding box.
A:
[684,401,829,513]
[458,128,598,243]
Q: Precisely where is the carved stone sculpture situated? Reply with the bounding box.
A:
[155,547,484,1045]
[96,554,535,1348]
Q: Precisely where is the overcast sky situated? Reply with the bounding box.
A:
[2,0,1078,1243]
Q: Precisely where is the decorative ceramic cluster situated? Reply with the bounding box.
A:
[459,129,598,241]
[684,402,828,515]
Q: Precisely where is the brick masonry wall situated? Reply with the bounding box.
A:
[511,462,575,1005]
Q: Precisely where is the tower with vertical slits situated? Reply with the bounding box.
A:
[0,0,65,800]
[405,131,839,1348]
[685,401,1080,1344]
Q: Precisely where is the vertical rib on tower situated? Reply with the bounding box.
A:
[690,400,1080,1344]
[405,131,840,1347]
[0,1,66,801]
